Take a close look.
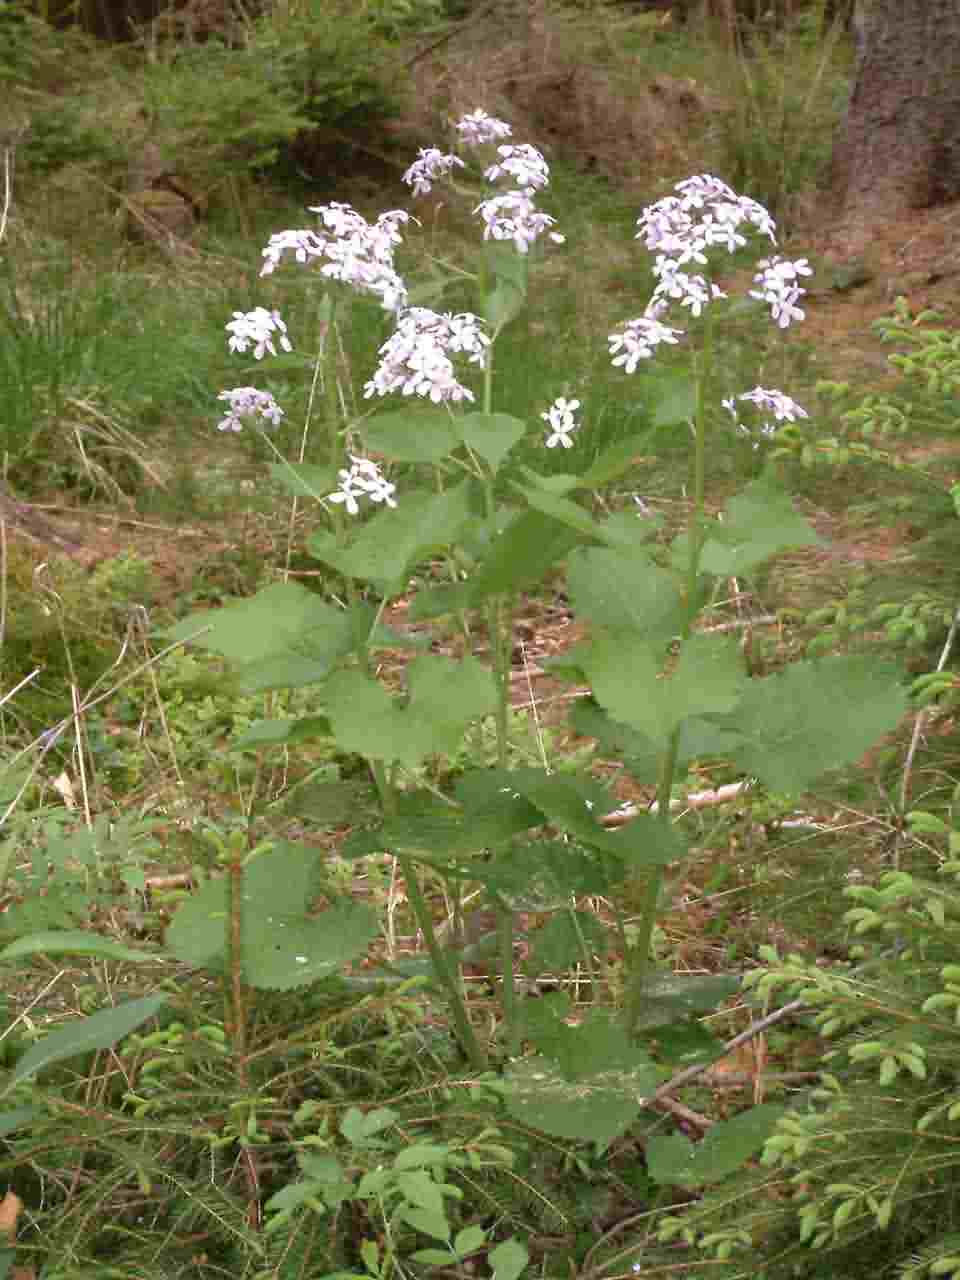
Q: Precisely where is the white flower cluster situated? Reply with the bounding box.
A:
[402,147,466,197]
[474,190,563,255]
[541,397,581,448]
[226,308,292,360]
[483,143,550,194]
[608,315,682,374]
[750,255,813,329]
[610,174,813,378]
[216,387,285,433]
[260,202,411,315]
[363,307,489,405]
[456,109,513,146]
[722,385,808,442]
[327,456,397,516]
[400,110,563,256]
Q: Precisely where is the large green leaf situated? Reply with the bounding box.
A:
[468,509,581,599]
[231,715,332,749]
[503,1047,661,1152]
[633,973,740,1029]
[512,484,633,548]
[583,632,746,746]
[646,1104,785,1187]
[164,582,352,666]
[268,461,335,500]
[489,1238,529,1280]
[724,656,908,793]
[579,431,657,489]
[509,768,684,868]
[324,656,497,768]
[308,485,471,591]
[700,476,821,576]
[457,413,527,471]
[0,931,156,964]
[526,911,610,976]
[165,842,376,990]
[10,995,165,1086]
[652,375,697,428]
[567,546,684,645]
[364,410,460,464]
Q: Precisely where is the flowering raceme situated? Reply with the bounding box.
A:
[217,387,285,433]
[226,308,292,360]
[456,109,513,146]
[363,308,489,405]
[261,202,411,315]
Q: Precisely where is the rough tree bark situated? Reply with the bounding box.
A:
[830,0,960,254]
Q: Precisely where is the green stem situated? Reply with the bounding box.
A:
[494,891,520,1057]
[624,310,714,1034]
[369,757,486,1071]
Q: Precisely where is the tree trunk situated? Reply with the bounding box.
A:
[830,0,960,254]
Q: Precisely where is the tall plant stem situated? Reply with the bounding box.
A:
[369,757,487,1071]
[625,315,713,1033]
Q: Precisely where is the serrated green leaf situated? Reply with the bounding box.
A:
[700,476,821,575]
[165,582,352,667]
[411,1248,455,1265]
[512,484,632,548]
[232,715,332,749]
[509,767,684,868]
[341,1106,397,1144]
[457,412,527,471]
[527,911,609,975]
[633,973,740,1028]
[364,410,460,463]
[646,1104,785,1186]
[325,657,496,768]
[395,1169,445,1214]
[567,547,684,646]
[503,1054,655,1151]
[308,485,471,591]
[268,461,335,500]
[0,931,156,964]
[10,995,165,1086]
[468,509,581,599]
[165,842,376,989]
[579,432,656,489]
[583,632,746,746]
[652,376,697,428]
[724,657,908,792]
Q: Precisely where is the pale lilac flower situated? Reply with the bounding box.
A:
[738,386,808,423]
[474,191,563,254]
[403,147,466,197]
[259,204,412,314]
[456,109,513,146]
[636,174,778,264]
[483,143,550,193]
[260,229,325,273]
[608,316,682,374]
[541,397,581,449]
[749,256,812,329]
[364,308,489,405]
[226,308,292,360]
[217,387,285,433]
[723,386,808,442]
[650,265,726,318]
[328,456,397,516]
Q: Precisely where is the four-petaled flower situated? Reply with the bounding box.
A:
[541,397,581,448]
[403,148,466,197]
[474,191,564,254]
[327,456,397,516]
[608,316,682,374]
[456,109,513,146]
[750,256,812,329]
[226,308,292,360]
[364,308,489,405]
[217,387,285,433]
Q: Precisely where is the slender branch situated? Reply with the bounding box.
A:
[649,1000,806,1103]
